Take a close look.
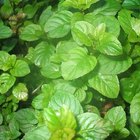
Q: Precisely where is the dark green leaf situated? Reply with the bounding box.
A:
[0,113,3,125]
[122,0,140,10]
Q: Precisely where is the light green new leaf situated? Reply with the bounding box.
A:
[0,73,16,94]
[33,42,55,67]
[10,60,30,77]
[20,24,43,41]
[71,21,94,46]
[88,73,119,98]
[62,0,99,10]
[130,93,140,125]
[0,51,16,71]
[23,125,51,140]
[85,14,120,37]
[105,106,126,131]
[43,106,77,132]
[77,113,113,140]
[44,10,72,38]
[131,17,140,37]
[43,107,76,140]
[0,25,12,39]
[96,33,123,56]
[98,54,132,74]
[49,92,83,115]
[12,83,28,101]
[15,108,38,133]
[61,47,97,80]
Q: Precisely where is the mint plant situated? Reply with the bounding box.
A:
[0,0,140,139]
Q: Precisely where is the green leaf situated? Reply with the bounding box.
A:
[23,125,51,140]
[0,73,16,94]
[93,0,121,16]
[39,6,53,27]
[50,41,79,63]
[62,0,99,10]
[12,83,28,101]
[20,24,43,41]
[122,0,140,10]
[32,84,54,110]
[85,14,120,37]
[0,113,3,125]
[10,60,30,77]
[74,88,86,103]
[54,80,76,95]
[96,33,123,56]
[49,92,83,115]
[61,47,97,80]
[0,25,12,39]
[88,73,119,98]
[41,63,61,79]
[118,9,138,42]
[120,71,140,103]
[44,10,72,38]
[15,109,38,133]
[9,118,21,139]
[98,54,132,74]
[71,21,94,46]
[33,42,55,67]
[0,0,13,18]
[129,118,140,139]
[130,93,140,125]
[23,4,40,19]
[0,51,16,71]
[77,113,113,140]
[105,106,126,131]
